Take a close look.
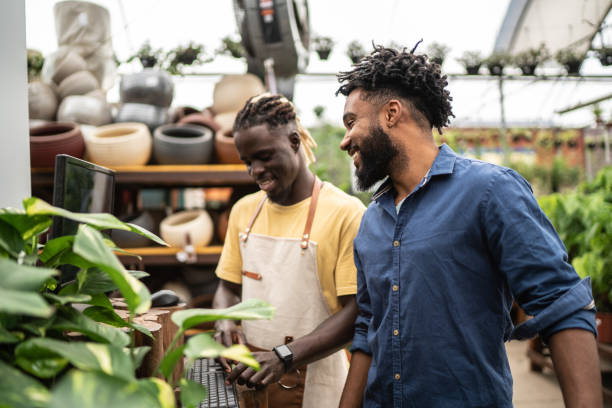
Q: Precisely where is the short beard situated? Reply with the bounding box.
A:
[355,125,400,191]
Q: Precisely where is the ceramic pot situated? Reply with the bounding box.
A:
[57,95,112,126]
[120,69,174,107]
[153,124,214,165]
[30,122,84,168]
[86,122,151,166]
[58,70,99,99]
[28,81,58,121]
[212,74,265,115]
[115,103,169,133]
[213,112,242,164]
[597,312,612,343]
[177,113,220,133]
[160,210,214,248]
[217,209,229,242]
[112,211,156,248]
[171,106,201,123]
[52,51,87,84]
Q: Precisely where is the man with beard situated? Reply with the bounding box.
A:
[336,45,601,407]
[213,93,365,407]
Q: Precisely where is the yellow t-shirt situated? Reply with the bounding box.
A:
[215,182,365,313]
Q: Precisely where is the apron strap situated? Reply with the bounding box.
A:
[300,178,323,250]
[240,195,268,243]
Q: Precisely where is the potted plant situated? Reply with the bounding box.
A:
[312,35,335,60]
[457,51,483,75]
[217,35,245,59]
[513,44,550,75]
[27,49,45,82]
[595,46,612,66]
[426,42,450,66]
[346,40,366,64]
[127,41,164,69]
[0,197,273,407]
[555,47,584,75]
[165,42,211,75]
[485,52,511,76]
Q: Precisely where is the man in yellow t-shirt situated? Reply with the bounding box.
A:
[213,93,365,407]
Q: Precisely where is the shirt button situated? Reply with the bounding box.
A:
[395,373,401,380]
[393,240,400,247]
[392,285,399,291]
[393,329,399,336]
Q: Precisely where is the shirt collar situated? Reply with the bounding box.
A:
[371,144,457,201]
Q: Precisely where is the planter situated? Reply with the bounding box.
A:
[177,112,220,132]
[316,49,331,60]
[170,106,201,123]
[57,95,112,126]
[160,210,214,248]
[486,63,504,76]
[85,122,151,166]
[120,69,174,107]
[57,70,99,99]
[112,211,156,248]
[153,124,214,165]
[30,122,84,168]
[28,81,58,121]
[597,312,612,343]
[115,103,169,132]
[519,64,537,76]
[212,74,265,115]
[213,112,242,164]
[51,51,87,84]
[465,65,481,75]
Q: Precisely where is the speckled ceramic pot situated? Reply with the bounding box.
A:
[57,95,112,126]
[120,69,174,107]
[115,103,169,133]
[160,210,214,248]
[85,122,151,166]
[30,122,84,168]
[153,124,214,165]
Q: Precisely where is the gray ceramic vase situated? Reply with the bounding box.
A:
[115,103,169,132]
[153,124,214,165]
[112,211,156,248]
[120,69,174,107]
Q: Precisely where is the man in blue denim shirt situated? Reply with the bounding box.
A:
[336,44,602,408]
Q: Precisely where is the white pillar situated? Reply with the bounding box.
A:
[0,1,30,208]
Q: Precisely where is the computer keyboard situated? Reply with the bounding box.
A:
[186,358,239,408]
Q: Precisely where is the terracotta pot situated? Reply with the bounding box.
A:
[52,51,87,84]
[112,211,156,248]
[212,74,265,115]
[57,95,112,126]
[171,106,201,123]
[58,70,99,99]
[115,103,169,133]
[177,112,220,132]
[28,81,58,121]
[597,312,612,343]
[160,210,214,248]
[120,69,174,107]
[29,122,84,168]
[85,122,151,166]
[153,124,214,165]
[213,112,242,164]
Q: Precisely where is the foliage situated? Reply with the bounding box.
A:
[313,105,325,119]
[0,198,273,408]
[512,44,549,75]
[484,52,511,76]
[426,42,450,66]
[456,50,483,74]
[554,47,584,75]
[346,40,367,64]
[595,47,612,66]
[538,166,612,311]
[312,35,335,51]
[27,49,45,82]
[126,41,164,69]
[165,42,211,75]
[217,35,245,59]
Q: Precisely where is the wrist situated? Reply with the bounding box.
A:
[273,344,293,372]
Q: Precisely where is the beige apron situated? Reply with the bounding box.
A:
[239,178,349,408]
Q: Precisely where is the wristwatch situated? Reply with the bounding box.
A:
[273,344,293,372]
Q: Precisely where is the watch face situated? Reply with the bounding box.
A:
[275,344,292,360]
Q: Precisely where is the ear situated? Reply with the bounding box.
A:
[288,130,301,153]
[382,99,402,128]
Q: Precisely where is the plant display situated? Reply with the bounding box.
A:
[0,197,273,408]
[165,42,211,75]
[217,35,245,59]
[485,52,511,76]
[595,46,612,66]
[127,41,164,69]
[27,49,45,82]
[513,44,550,75]
[555,47,584,75]
[312,35,335,60]
[346,40,366,64]
[456,51,483,75]
[538,166,612,311]
[426,42,450,66]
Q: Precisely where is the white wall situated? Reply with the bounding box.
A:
[0,1,30,208]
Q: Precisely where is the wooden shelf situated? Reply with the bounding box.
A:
[117,245,223,266]
[31,164,252,188]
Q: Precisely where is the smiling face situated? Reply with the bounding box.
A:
[234,123,303,204]
[341,89,400,190]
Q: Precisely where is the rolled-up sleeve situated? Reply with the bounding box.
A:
[481,169,596,341]
[351,247,373,355]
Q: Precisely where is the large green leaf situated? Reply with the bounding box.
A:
[0,325,20,343]
[16,338,136,381]
[0,218,24,257]
[172,299,275,331]
[49,370,176,408]
[83,306,153,339]
[0,360,50,408]
[179,378,207,408]
[125,222,168,247]
[44,293,92,305]
[59,269,149,297]
[0,208,52,241]
[73,225,151,314]
[39,236,74,264]
[0,257,58,291]
[125,346,151,370]
[184,333,259,370]
[52,307,130,347]
[157,344,185,381]
[15,340,69,378]
[0,288,54,318]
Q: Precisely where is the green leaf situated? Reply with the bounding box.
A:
[184,334,259,370]
[39,236,74,264]
[158,344,185,381]
[0,218,24,257]
[179,378,207,408]
[19,317,56,337]
[172,298,274,332]
[73,225,151,314]
[15,340,69,378]
[0,208,52,241]
[126,222,168,247]
[0,360,50,408]
[0,288,54,318]
[126,346,151,370]
[0,325,20,343]
[0,257,58,291]
[49,370,175,408]
[52,307,130,347]
[83,306,153,339]
[44,293,92,305]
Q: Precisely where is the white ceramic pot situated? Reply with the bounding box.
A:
[85,122,151,166]
[52,51,87,84]
[212,74,265,115]
[58,70,99,99]
[57,95,112,126]
[28,81,58,121]
[160,210,214,248]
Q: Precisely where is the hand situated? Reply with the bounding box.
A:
[226,351,285,388]
[214,320,246,372]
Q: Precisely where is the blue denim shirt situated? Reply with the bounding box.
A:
[352,144,596,408]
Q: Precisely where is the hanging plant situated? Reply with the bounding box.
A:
[312,35,335,60]
[426,42,450,66]
[456,51,483,75]
[126,41,164,69]
[346,40,366,64]
[555,47,584,75]
[485,52,511,76]
[513,44,550,75]
[217,35,245,59]
[165,42,211,75]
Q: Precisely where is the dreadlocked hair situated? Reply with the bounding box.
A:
[233,93,317,164]
[336,43,454,133]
